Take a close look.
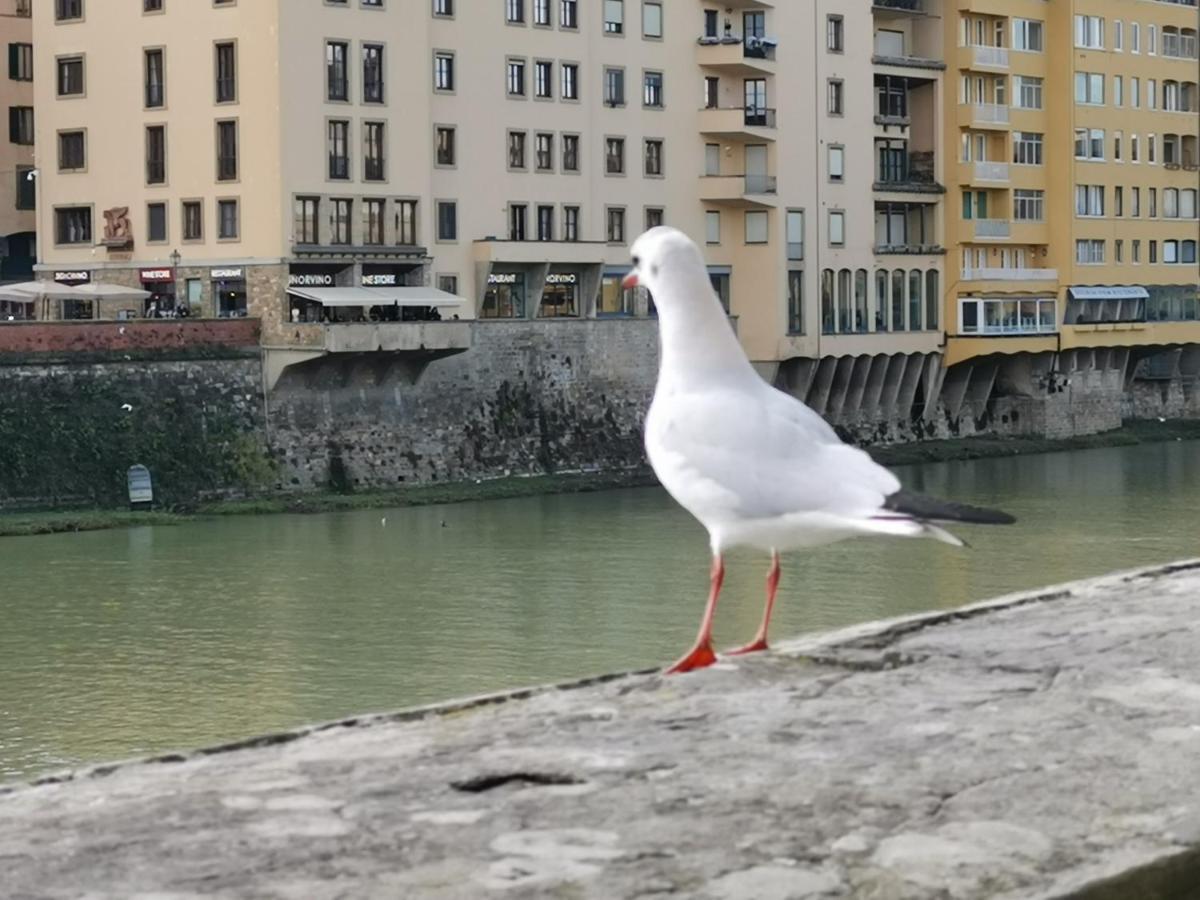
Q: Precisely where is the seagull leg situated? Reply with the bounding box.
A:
[664,554,724,674]
[726,550,781,656]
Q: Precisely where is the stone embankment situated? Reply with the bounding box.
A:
[3,561,1200,899]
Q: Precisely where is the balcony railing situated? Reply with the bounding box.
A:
[743,106,777,127]
[973,161,1010,182]
[972,45,1009,68]
[961,268,1058,282]
[973,219,1011,239]
[744,174,777,194]
[872,0,923,11]
[743,36,777,60]
[971,103,1010,124]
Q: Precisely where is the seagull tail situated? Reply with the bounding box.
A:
[864,514,966,548]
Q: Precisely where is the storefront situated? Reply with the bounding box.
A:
[53,269,93,320]
[481,271,526,319]
[287,265,345,322]
[140,267,177,317]
[211,267,247,318]
[539,271,580,318]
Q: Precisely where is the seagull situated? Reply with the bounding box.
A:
[120,403,134,412]
[623,227,1015,675]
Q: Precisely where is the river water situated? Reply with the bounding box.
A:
[2,441,1197,783]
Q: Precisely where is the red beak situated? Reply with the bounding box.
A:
[621,271,639,289]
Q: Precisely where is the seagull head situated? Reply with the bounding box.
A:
[621,226,708,300]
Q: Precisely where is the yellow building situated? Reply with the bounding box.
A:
[943,0,1200,407]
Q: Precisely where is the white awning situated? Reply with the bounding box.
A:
[74,282,152,301]
[1068,286,1150,301]
[286,286,466,308]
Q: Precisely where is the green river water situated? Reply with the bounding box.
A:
[1,441,1197,783]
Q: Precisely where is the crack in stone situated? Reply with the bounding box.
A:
[450,772,586,793]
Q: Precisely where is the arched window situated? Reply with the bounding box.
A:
[821,269,835,334]
[925,269,939,330]
[891,269,905,331]
[854,269,868,333]
[908,270,923,331]
[838,269,852,333]
[875,269,889,332]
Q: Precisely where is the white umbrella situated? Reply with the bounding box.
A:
[73,282,151,302]
[0,279,87,302]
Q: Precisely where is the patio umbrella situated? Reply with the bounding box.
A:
[73,282,151,302]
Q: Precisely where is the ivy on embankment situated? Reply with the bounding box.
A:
[0,362,275,509]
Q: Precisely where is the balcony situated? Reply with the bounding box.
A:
[973,161,1010,182]
[872,53,946,71]
[972,46,1009,68]
[966,102,1010,127]
[961,267,1058,282]
[872,0,927,16]
[875,242,944,255]
[874,153,944,195]
[973,219,1011,239]
[695,36,777,75]
[698,174,778,207]
[698,106,777,140]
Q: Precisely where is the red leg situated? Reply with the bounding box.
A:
[665,554,724,674]
[726,551,781,656]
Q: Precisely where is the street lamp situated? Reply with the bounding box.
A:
[169,249,181,316]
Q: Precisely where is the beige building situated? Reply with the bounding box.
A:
[0,0,35,304]
[31,0,950,408]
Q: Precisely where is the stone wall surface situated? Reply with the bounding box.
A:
[4,561,1200,899]
[0,318,260,355]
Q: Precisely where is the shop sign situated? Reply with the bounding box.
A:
[362,273,399,287]
[289,272,335,287]
[211,267,244,280]
[487,272,518,285]
[140,268,174,283]
[53,270,91,284]
[545,273,578,285]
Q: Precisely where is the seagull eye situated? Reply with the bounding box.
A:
[632,255,641,268]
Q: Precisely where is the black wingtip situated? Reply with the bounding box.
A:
[883,489,1016,526]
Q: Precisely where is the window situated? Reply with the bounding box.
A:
[605,136,624,174]
[1075,239,1105,264]
[1182,241,1198,265]
[1150,186,1158,217]
[216,119,238,180]
[1074,184,1104,216]
[604,67,624,105]
[1149,134,1157,164]
[395,199,417,244]
[1164,240,1178,264]
[642,1,661,38]
[1113,75,1122,107]
[1149,24,1157,55]
[1074,72,1104,105]
[183,200,203,240]
[55,0,82,21]
[827,79,843,115]
[786,209,804,260]
[537,204,554,240]
[1132,22,1140,53]
[1115,185,1124,216]
[327,119,349,179]
[1114,131,1123,161]
[563,205,579,241]
[507,58,526,96]
[606,206,625,242]
[508,203,527,241]
[534,0,550,25]
[560,0,577,28]
[643,71,663,107]
[326,41,348,101]
[705,210,720,244]
[645,207,664,228]
[436,200,456,240]
[9,106,33,145]
[57,130,85,170]
[506,0,524,23]
[363,44,384,103]
[363,121,385,180]
[1181,190,1198,220]
[1014,76,1043,109]
[330,198,351,244]
[215,42,237,102]
[145,125,166,184]
[1114,20,1123,51]
[1013,131,1043,165]
[535,132,553,170]
[787,270,804,334]
[1132,187,1141,216]
[828,210,845,246]
[1150,240,1158,263]
[435,126,455,166]
[827,15,843,52]
[1074,15,1104,49]
[1012,18,1043,51]
[643,138,663,176]
[562,134,579,171]
[8,43,32,81]
[147,202,167,243]
[1131,77,1140,108]
[828,145,844,182]
[1013,189,1043,221]
[745,210,767,244]
[55,207,91,244]
[144,48,164,107]
[560,62,578,99]
[1073,127,1104,160]
[534,60,552,98]
[1132,239,1141,263]
[295,196,319,244]
[1148,79,1157,108]
[1132,134,1140,162]
[959,298,1056,335]
[437,274,458,295]
[434,52,454,91]
[604,0,623,34]
[1115,239,1124,262]
[925,270,939,331]
[704,76,718,109]
[57,56,84,96]
[433,0,453,15]
[507,130,526,169]
[218,199,239,240]
[145,1,164,13]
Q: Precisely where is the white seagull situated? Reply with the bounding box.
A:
[623,227,1015,674]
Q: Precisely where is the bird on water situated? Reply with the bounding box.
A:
[622,227,1015,675]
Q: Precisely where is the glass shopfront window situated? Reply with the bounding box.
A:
[215,278,247,317]
[61,299,94,320]
[599,273,636,316]
[540,272,579,318]
[482,272,526,318]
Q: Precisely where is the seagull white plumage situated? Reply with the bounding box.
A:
[623,227,1015,674]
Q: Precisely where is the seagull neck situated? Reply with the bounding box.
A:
[656,294,754,384]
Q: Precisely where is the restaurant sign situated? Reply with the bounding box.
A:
[52,270,91,284]
[362,273,400,287]
[487,272,518,285]
[211,267,244,280]
[140,268,174,283]
[545,273,578,285]
[289,273,335,287]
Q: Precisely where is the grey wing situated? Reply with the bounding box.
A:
[646,383,900,521]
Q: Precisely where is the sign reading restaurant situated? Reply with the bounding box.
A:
[211,267,244,279]
[53,270,91,284]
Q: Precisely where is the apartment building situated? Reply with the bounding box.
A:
[30,0,949,409]
[1,0,35,301]
[944,0,1200,374]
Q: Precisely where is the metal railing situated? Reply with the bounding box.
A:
[972,45,1009,68]
[974,161,1010,181]
[961,268,1058,281]
[873,0,922,11]
[973,219,1011,239]
[971,103,1010,124]
[744,174,777,194]
[743,107,777,127]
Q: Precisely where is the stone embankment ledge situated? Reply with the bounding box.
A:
[3,562,1200,899]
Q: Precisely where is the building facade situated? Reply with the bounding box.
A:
[1,0,35,301]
